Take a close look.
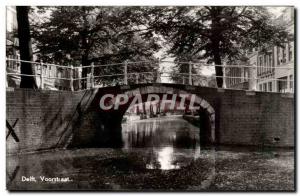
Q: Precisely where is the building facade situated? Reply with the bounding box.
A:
[257,7,294,93]
[225,7,294,93]
[6,6,82,91]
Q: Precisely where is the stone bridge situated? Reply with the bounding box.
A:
[6,83,294,154]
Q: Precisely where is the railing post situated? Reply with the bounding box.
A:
[124,61,128,85]
[70,65,74,91]
[48,64,51,78]
[91,62,95,88]
[136,74,139,84]
[6,59,8,88]
[45,63,48,79]
[156,70,161,83]
[287,74,290,93]
[222,62,226,89]
[188,61,192,85]
[40,61,43,89]
[156,58,161,83]
[35,62,38,87]
[79,64,82,90]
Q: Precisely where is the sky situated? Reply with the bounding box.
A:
[268,7,286,17]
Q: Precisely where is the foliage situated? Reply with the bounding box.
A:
[31,6,161,86]
[143,6,290,87]
[29,6,291,88]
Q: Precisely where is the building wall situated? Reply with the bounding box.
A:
[6,6,81,91]
[225,7,294,93]
[6,6,17,33]
[256,7,294,93]
[6,6,20,77]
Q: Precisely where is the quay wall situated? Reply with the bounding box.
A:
[6,84,294,154]
[6,88,97,154]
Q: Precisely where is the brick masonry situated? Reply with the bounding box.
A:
[72,84,295,148]
[6,84,294,154]
[6,88,97,154]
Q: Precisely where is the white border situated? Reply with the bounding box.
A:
[1,0,299,195]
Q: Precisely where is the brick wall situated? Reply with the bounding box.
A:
[214,90,294,147]
[6,84,294,155]
[82,84,294,148]
[6,88,97,154]
[163,85,294,147]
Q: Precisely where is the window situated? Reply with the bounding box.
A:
[277,47,281,65]
[259,84,262,91]
[290,75,293,92]
[253,62,257,77]
[268,82,272,92]
[57,70,61,78]
[278,77,288,93]
[7,55,11,68]
[282,45,286,64]
[288,42,293,62]
[263,83,267,92]
[237,68,241,83]
[264,55,267,73]
[259,56,263,75]
[244,69,248,81]
[43,66,47,75]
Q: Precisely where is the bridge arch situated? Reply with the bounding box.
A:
[70,84,218,148]
[119,86,216,145]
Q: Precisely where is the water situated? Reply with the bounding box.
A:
[7,115,294,190]
[122,116,201,170]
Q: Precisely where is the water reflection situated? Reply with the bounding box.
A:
[152,147,180,170]
[122,116,201,170]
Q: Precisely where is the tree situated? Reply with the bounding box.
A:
[145,6,289,87]
[170,55,200,85]
[31,6,160,88]
[16,6,37,88]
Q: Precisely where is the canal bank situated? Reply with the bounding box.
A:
[7,147,294,191]
[6,109,295,191]
[6,85,294,155]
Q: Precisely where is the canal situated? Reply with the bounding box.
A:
[122,116,201,170]
[7,116,294,190]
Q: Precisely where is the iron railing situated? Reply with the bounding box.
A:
[6,58,294,93]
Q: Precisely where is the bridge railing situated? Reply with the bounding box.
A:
[6,58,294,93]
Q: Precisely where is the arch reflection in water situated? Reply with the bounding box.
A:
[122,116,201,170]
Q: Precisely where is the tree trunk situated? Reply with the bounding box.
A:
[80,8,89,89]
[210,8,223,88]
[213,48,223,88]
[211,34,223,87]
[81,54,88,89]
[16,6,37,89]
